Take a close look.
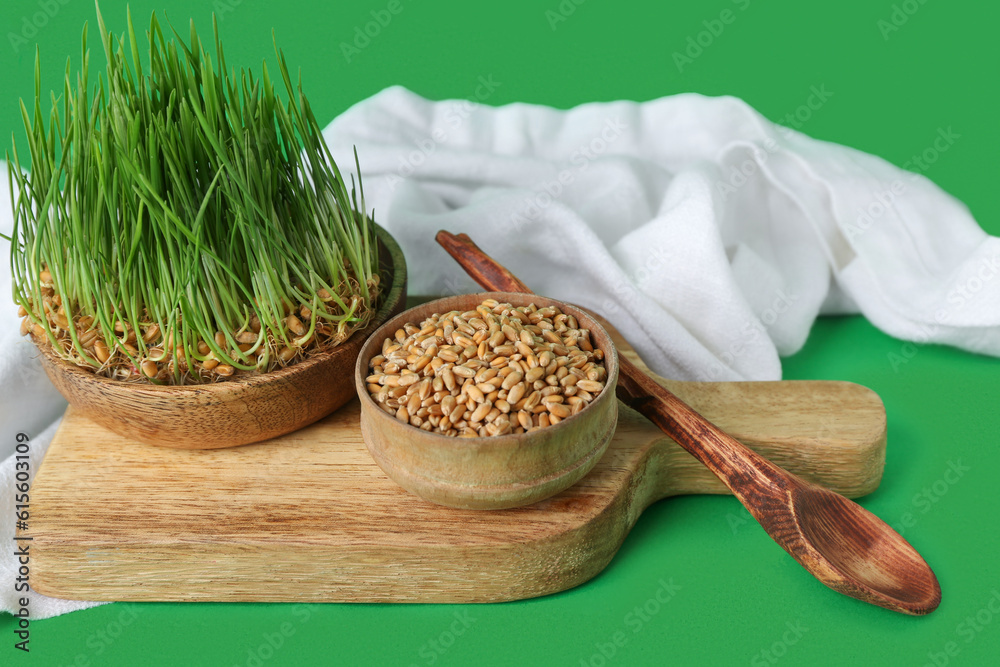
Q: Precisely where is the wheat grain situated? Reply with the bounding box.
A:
[366,299,608,436]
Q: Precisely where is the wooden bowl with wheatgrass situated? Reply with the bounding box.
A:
[7,8,406,448]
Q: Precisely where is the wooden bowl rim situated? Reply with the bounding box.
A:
[354,291,620,449]
[32,223,407,394]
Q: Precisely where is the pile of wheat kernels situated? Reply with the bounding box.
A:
[20,268,377,383]
[365,299,608,437]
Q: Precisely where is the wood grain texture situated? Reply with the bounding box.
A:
[617,352,939,614]
[435,230,940,614]
[356,292,620,510]
[28,327,887,603]
[32,224,407,449]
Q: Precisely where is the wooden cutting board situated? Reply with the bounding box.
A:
[28,329,886,603]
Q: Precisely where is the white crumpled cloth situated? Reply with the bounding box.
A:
[3,87,999,618]
[325,87,1000,380]
[1,167,106,619]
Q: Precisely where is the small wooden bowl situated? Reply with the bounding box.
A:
[34,224,407,449]
[355,292,619,510]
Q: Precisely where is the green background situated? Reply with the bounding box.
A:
[3,0,999,665]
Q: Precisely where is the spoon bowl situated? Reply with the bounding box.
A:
[790,484,941,613]
[435,229,942,615]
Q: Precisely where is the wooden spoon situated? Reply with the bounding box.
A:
[435,230,941,615]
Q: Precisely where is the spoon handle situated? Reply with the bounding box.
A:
[436,232,531,292]
[614,354,791,497]
[436,230,941,616]
[435,231,788,506]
